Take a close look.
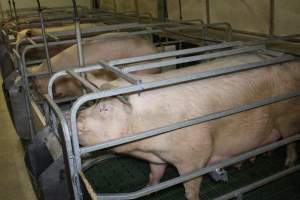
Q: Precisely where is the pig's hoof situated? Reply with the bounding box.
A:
[285,155,297,167]
[249,157,256,164]
[233,163,242,170]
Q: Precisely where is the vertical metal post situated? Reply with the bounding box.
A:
[8,0,13,18]
[72,0,85,68]
[178,0,183,20]
[12,0,18,26]
[0,2,4,19]
[113,0,117,13]
[71,1,85,198]
[36,0,53,75]
[206,0,210,24]
[157,0,168,22]
[134,0,139,17]
[269,0,275,36]
[91,0,100,9]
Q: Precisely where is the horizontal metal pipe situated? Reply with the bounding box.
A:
[17,23,204,56]
[67,70,98,92]
[46,44,264,98]
[98,60,142,85]
[122,45,264,73]
[109,41,242,66]
[214,164,300,200]
[97,134,300,200]
[15,21,230,48]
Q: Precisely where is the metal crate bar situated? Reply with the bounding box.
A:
[46,44,270,99]
[122,45,265,73]
[48,52,293,100]
[214,164,300,200]
[66,55,295,169]
[15,20,225,50]
[66,70,98,92]
[98,60,142,85]
[96,133,300,200]
[17,23,207,63]
[44,94,82,200]
[109,41,242,66]
[23,40,239,77]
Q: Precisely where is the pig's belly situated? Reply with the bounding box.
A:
[207,108,281,165]
[208,129,281,164]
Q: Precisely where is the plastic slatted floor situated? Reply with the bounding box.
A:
[85,145,300,200]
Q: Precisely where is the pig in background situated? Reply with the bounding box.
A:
[16,23,106,59]
[77,53,300,200]
[28,32,160,97]
[15,23,104,43]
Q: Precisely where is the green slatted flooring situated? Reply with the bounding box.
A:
[85,145,300,200]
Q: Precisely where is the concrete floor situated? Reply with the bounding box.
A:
[0,77,36,200]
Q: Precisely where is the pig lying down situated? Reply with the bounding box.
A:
[16,23,103,42]
[29,32,159,97]
[77,54,300,200]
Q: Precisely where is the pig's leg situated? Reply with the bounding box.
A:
[173,143,212,199]
[175,163,205,200]
[124,150,167,185]
[285,143,297,167]
[147,163,167,186]
[275,125,298,167]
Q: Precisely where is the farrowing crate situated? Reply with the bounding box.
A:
[42,42,300,200]
[7,21,232,140]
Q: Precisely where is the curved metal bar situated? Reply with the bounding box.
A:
[44,94,81,200]
[82,154,118,171]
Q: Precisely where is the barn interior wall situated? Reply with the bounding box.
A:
[0,0,299,36]
[104,0,300,36]
[0,0,91,15]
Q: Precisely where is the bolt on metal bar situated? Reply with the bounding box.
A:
[214,164,300,200]
[96,134,300,200]
[67,70,98,92]
[109,41,242,66]
[98,60,142,85]
[122,45,265,73]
